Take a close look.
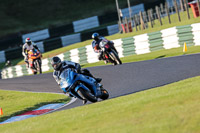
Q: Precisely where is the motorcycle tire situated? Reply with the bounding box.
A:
[77,88,97,103]
[35,59,42,74]
[107,52,117,65]
[100,87,109,100]
[109,51,122,65]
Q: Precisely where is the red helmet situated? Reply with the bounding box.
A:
[25,38,32,46]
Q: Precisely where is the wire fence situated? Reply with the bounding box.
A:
[120,0,200,33]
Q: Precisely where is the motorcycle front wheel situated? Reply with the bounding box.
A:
[77,88,97,103]
[109,51,122,65]
[35,59,42,74]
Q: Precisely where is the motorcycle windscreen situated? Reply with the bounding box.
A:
[59,69,71,91]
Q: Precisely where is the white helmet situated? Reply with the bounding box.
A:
[25,38,32,46]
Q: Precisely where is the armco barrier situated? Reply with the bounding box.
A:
[61,33,81,47]
[1,23,200,79]
[43,38,62,52]
[49,23,74,38]
[5,47,23,60]
[0,33,22,51]
[0,51,6,63]
[22,29,50,43]
[73,16,99,33]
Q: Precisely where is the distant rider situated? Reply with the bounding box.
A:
[22,38,41,68]
[51,56,102,94]
[91,33,118,64]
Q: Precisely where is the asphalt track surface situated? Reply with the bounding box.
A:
[1,53,200,111]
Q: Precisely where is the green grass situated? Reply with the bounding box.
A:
[1,75,200,132]
[0,90,69,122]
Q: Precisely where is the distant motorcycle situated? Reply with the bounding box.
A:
[98,39,122,65]
[59,68,109,104]
[28,49,42,75]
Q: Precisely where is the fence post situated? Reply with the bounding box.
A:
[156,6,162,25]
[197,0,200,16]
[179,0,184,11]
[160,3,164,17]
[115,0,122,30]
[174,0,181,22]
[133,15,138,31]
[184,0,190,19]
[148,9,153,28]
[143,11,148,29]
[139,11,145,30]
[150,9,155,25]
[127,0,133,27]
[118,21,123,33]
[138,14,141,30]
[165,2,171,24]
[125,17,129,33]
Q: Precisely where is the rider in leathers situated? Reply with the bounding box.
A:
[91,33,118,63]
[51,56,102,91]
[22,38,40,68]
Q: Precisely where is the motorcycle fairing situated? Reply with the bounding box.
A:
[59,69,99,97]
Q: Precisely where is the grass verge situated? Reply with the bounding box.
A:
[0,90,69,122]
[1,75,200,132]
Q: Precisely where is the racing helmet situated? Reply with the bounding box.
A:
[92,33,100,41]
[25,38,32,46]
[51,56,62,71]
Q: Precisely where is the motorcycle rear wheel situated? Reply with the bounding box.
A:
[77,88,97,103]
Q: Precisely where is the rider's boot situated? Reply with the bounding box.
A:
[104,60,108,64]
[83,99,87,104]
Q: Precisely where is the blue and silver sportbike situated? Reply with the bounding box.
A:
[58,68,109,104]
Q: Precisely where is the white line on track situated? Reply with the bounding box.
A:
[41,97,77,115]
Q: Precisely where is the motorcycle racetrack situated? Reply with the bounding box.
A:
[1,53,200,111]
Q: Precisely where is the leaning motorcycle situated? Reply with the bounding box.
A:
[28,49,42,75]
[59,68,109,104]
[98,39,122,65]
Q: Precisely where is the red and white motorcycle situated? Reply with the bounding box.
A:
[97,39,122,65]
